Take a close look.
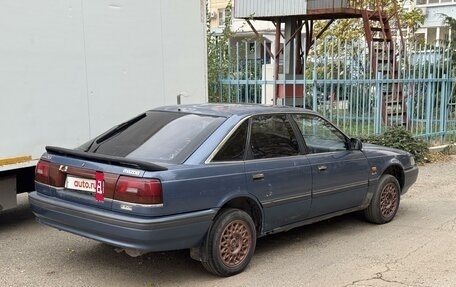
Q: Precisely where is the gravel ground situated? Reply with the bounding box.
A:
[1,156,456,287]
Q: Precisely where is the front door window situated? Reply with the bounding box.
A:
[292,114,347,154]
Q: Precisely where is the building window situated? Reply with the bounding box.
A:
[428,27,437,44]
[263,42,272,64]
[441,26,450,41]
[218,8,225,26]
[415,32,425,44]
[249,43,255,53]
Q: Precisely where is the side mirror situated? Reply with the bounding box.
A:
[350,138,363,150]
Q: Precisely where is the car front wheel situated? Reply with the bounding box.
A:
[202,208,256,277]
[364,174,401,224]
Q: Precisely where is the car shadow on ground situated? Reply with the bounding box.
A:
[71,212,369,283]
[254,212,367,255]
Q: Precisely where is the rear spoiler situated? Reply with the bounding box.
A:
[45,146,168,172]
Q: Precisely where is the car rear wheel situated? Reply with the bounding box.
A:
[201,208,256,277]
[364,174,401,224]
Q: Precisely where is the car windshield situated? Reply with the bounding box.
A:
[80,111,225,164]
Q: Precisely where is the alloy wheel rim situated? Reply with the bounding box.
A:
[380,182,398,218]
[219,220,251,268]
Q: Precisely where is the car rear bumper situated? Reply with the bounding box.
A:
[29,191,217,252]
[402,165,419,195]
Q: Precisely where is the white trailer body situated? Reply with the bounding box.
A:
[0,0,208,211]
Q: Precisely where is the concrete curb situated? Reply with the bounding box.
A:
[429,143,456,154]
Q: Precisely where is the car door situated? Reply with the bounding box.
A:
[243,114,312,231]
[291,114,370,218]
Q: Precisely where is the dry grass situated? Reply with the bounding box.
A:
[423,152,452,164]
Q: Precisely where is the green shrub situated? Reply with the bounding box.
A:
[360,126,429,164]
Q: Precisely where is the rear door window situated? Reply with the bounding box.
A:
[249,114,300,159]
[82,111,225,164]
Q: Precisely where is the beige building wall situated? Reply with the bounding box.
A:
[208,0,231,29]
[208,0,276,33]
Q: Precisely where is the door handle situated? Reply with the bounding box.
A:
[318,165,328,171]
[252,173,265,181]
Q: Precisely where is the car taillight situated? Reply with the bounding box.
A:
[35,160,50,184]
[114,176,163,204]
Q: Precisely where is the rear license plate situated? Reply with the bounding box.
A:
[65,176,96,193]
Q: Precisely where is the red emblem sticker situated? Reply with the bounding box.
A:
[95,171,105,202]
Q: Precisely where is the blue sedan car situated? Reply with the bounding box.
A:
[29,104,418,276]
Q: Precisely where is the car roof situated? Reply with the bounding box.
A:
[152,103,315,118]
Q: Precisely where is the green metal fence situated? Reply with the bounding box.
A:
[213,37,456,143]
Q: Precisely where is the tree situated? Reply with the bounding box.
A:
[439,14,456,99]
[440,14,456,49]
[206,1,233,102]
[401,8,425,42]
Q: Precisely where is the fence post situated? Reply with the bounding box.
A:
[440,74,447,143]
[375,72,383,134]
[313,70,318,111]
[426,73,433,138]
[236,43,240,103]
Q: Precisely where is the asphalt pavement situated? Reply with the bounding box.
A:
[1,156,456,287]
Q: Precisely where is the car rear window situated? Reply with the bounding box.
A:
[82,111,225,164]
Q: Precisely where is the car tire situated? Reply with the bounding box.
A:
[364,174,401,224]
[201,208,256,277]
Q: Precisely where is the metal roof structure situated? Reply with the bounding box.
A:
[234,0,308,18]
[234,0,367,20]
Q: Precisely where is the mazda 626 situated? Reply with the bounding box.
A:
[30,104,418,276]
